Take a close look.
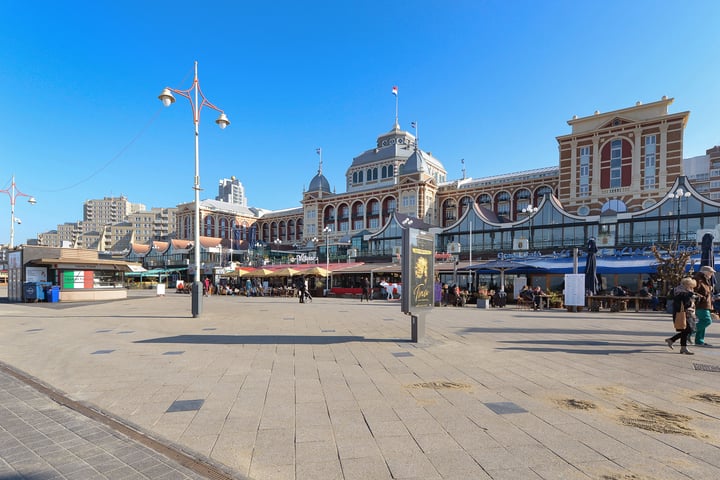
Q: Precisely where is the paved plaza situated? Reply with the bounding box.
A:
[1,288,720,479]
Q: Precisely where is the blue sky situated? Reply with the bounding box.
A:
[2,1,720,245]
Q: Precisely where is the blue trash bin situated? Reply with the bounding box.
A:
[24,282,45,302]
[47,286,60,303]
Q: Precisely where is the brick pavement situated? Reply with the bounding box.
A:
[1,288,720,479]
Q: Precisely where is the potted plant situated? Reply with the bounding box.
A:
[476,292,490,309]
[548,291,564,308]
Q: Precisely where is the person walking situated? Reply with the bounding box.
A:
[694,265,715,346]
[296,276,306,303]
[666,277,697,355]
[304,277,313,302]
[361,277,370,302]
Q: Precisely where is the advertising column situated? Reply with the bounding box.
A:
[401,227,435,342]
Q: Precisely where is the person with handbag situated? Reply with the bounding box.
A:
[693,266,715,347]
[666,277,697,355]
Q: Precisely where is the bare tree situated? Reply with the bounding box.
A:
[652,242,695,295]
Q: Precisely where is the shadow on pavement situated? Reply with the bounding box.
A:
[135,334,405,345]
[495,346,653,355]
[462,326,673,337]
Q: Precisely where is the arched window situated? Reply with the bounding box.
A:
[183,217,191,239]
[460,196,473,217]
[324,206,335,229]
[373,168,378,180]
[382,166,387,178]
[358,170,363,183]
[352,201,365,230]
[388,165,394,177]
[442,199,457,227]
[219,218,229,239]
[204,216,215,237]
[495,192,511,218]
[601,199,627,213]
[287,219,295,240]
[477,194,491,206]
[353,172,357,183]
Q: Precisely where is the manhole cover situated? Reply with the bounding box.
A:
[484,402,528,415]
[393,352,413,357]
[167,399,204,413]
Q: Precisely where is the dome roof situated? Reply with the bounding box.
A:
[399,149,428,175]
[308,172,331,193]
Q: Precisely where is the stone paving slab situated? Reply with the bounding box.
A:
[0,365,210,479]
[1,290,720,479]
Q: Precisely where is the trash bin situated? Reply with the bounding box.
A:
[24,282,45,302]
[46,286,60,303]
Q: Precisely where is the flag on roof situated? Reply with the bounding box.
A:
[392,86,398,96]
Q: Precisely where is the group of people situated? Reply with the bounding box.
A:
[667,265,716,355]
[519,285,545,310]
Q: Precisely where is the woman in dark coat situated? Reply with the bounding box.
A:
[666,277,697,355]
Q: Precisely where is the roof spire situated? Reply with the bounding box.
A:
[316,147,322,174]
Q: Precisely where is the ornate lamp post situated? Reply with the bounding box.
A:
[522,204,538,249]
[667,188,691,244]
[159,62,230,317]
[1,176,36,248]
[323,226,332,292]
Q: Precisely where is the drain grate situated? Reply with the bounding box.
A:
[26,329,43,332]
[484,402,528,414]
[393,352,413,358]
[693,363,720,372]
[166,399,204,413]
[407,381,471,390]
[163,351,185,356]
[321,329,336,333]
[117,331,134,334]
[202,327,217,331]
[91,350,115,355]
[95,329,112,333]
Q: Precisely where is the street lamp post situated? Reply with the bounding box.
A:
[522,204,539,249]
[159,62,230,318]
[1,175,36,248]
[667,188,692,244]
[254,242,263,267]
[274,238,281,264]
[323,226,332,293]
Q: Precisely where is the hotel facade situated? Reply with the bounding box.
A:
[167,97,720,268]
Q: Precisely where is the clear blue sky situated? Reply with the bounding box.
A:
[2,1,719,245]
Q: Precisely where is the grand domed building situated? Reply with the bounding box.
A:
[164,96,720,290]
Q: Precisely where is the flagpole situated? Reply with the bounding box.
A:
[392,86,399,128]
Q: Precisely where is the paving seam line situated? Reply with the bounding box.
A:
[0,360,246,480]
